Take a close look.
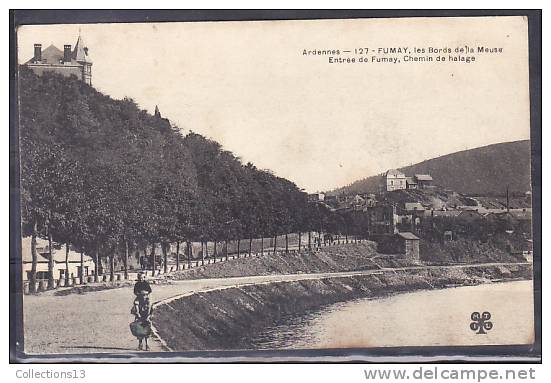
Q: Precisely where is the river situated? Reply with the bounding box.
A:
[252,280,534,349]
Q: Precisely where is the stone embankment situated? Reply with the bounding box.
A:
[153,263,532,351]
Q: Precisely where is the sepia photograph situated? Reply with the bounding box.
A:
[10,11,540,362]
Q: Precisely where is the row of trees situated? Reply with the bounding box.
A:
[19,69,349,292]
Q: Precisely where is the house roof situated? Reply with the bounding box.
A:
[458,210,482,217]
[415,174,433,181]
[21,237,93,263]
[457,205,481,211]
[24,44,83,66]
[385,169,405,177]
[397,232,420,240]
[24,33,92,66]
[405,202,425,211]
[431,210,461,217]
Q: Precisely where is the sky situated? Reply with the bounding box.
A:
[17,17,530,192]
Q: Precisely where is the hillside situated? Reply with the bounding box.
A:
[18,67,313,288]
[333,140,532,196]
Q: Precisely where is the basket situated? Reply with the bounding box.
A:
[130,320,152,338]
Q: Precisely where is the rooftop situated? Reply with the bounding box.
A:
[21,237,93,263]
[405,202,425,211]
[397,232,420,240]
[385,169,405,177]
[24,34,92,66]
[415,174,433,181]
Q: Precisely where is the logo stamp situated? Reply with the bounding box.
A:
[470,311,493,334]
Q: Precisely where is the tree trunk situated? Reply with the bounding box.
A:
[47,223,54,289]
[162,242,168,274]
[29,220,38,293]
[260,237,264,256]
[237,239,241,258]
[308,231,312,251]
[187,241,192,267]
[94,247,99,282]
[273,235,277,254]
[109,251,115,282]
[201,241,205,266]
[249,237,253,257]
[80,250,84,284]
[213,241,217,263]
[65,243,70,286]
[224,239,229,261]
[285,233,289,254]
[298,232,302,252]
[150,243,156,272]
[176,241,180,270]
[124,238,129,279]
[124,239,129,280]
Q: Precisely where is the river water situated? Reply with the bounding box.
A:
[253,280,534,349]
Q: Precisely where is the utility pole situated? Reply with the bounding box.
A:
[506,185,510,212]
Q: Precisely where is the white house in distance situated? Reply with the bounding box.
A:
[383,170,434,192]
[21,237,95,282]
[384,169,407,191]
[308,192,326,202]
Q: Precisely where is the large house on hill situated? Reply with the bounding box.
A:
[384,169,407,191]
[383,170,433,192]
[22,33,92,85]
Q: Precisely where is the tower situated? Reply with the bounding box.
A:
[72,33,92,85]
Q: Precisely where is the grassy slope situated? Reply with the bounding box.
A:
[170,243,417,280]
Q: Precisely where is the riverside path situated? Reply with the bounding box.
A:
[22,262,530,356]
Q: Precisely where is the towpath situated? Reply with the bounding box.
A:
[22,262,529,355]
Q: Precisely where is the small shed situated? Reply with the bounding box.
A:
[376,232,420,261]
[414,174,433,189]
[396,232,420,261]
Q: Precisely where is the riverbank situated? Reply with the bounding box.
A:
[152,262,532,351]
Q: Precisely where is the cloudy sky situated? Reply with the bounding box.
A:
[17,17,530,192]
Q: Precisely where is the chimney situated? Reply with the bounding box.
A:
[63,45,72,63]
[33,44,42,62]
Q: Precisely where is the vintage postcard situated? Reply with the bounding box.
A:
[13,14,537,360]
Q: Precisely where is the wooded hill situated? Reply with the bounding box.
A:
[18,68,337,291]
[332,140,532,196]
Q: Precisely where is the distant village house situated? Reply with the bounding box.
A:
[383,170,433,192]
[307,192,325,203]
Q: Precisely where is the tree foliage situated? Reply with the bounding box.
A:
[19,68,329,278]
